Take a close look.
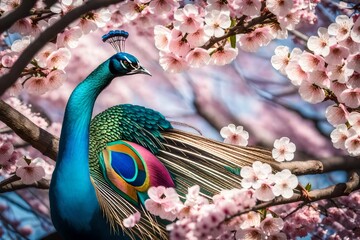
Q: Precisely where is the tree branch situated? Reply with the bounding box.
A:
[227,170,360,221]
[0,0,37,34]
[0,100,59,160]
[0,178,50,193]
[0,0,124,96]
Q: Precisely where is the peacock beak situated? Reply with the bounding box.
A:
[139,66,151,76]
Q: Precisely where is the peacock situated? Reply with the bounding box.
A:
[49,30,275,240]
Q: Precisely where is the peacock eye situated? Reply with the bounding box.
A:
[121,60,131,69]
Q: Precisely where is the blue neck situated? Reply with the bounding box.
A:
[50,59,115,236]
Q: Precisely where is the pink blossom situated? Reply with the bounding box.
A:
[260,217,284,235]
[174,4,203,34]
[340,88,360,108]
[240,27,274,52]
[348,72,360,89]
[46,70,67,91]
[270,169,298,198]
[347,112,360,131]
[9,18,31,35]
[330,81,347,99]
[277,9,301,31]
[326,63,354,84]
[57,27,82,49]
[272,137,296,162]
[123,211,141,228]
[325,104,349,126]
[187,28,210,47]
[169,36,191,57]
[254,179,275,201]
[340,37,360,55]
[298,80,326,104]
[241,211,261,229]
[266,0,293,17]
[0,142,14,165]
[144,186,180,221]
[351,16,360,43]
[237,0,261,16]
[324,44,350,65]
[308,70,330,88]
[148,0,179,15]
[298,52,325,72]
[235,227,264,240]
[328,15,353,41]
[16,158,46,185]
[1,54,15,68]
[330,124,353,150]
[77,18,98,34]
[204,10,231,37]
[159,52,188,73]
[220,123,249,146]
[210,46,238,65]
[271,46,290,74]
[206,0,230,13]
[92,9,111,27]
[46,48,71,70]
[307,27,336,57]
[185,48,210,68]
[31,158,54,180]
[285,60,308,86]
[240,161,272,189]
[36,42,57,68]
[344,130,360,156]
[347,53,360,73]
[120,1,143,20]
[23,77,48,95]
[154,25,171,52]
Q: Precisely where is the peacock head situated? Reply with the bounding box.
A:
[102,30,151,77]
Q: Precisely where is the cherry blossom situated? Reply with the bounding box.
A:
[272,137,296,162]
[270,169,298,198]
[220,123,249,146]
[298,80,326,104]
[344,130,360,156]
[204,10,231,37]
[57,27,83,49]
[330,124,354,150]
[211,46,238,65]
[186,28,210,47]
[271,46,290,74]
[237,0,261,17]
[347,112,360,131]
[328,15,353,41]
[174,4,203,34]
[185,48,210,68]
[159,52,188,73]
[23,77,48,95]
[239,27,274,52]
[147,0,179,15]
[266,0,293,17]
[0,142,14,165]
[240,161,272,189]
[11,36,31,53]
[325,104,348,126]
[46,48,71,70]
[15,158,46,185]
[154,25,171,52]
[260,217,284,236]
[307,27,336,56]
[351,16,360,43]
[123,212,141,228]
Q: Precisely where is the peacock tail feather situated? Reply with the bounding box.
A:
[88,104,277,239]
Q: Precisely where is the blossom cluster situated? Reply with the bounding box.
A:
[241,161,298,201]
[141,185,286,240]
[0,98,55,184]
[0,0,111,96]
[152,0,320,72]
[271,15,360,156]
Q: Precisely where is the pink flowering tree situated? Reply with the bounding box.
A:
[0,0,360,239]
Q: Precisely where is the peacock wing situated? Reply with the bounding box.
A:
[89,104,174,240]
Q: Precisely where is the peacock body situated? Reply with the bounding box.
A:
[49,30,274,240]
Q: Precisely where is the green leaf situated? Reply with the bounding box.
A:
[305,183,312,192]
[229,19,237,48]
